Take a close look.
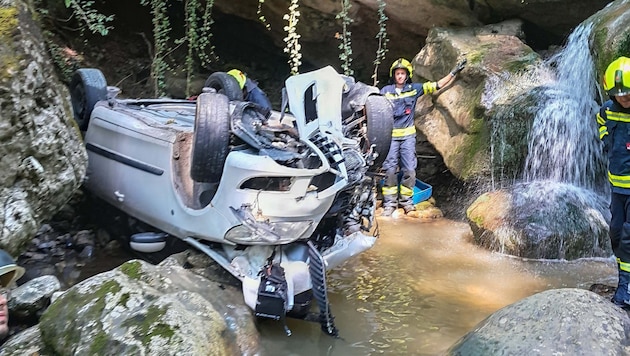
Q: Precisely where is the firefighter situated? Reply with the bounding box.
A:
[597,56,630,308]
[379,58,466,216]
[227,69,272,113]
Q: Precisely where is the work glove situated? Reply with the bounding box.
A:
[450,58,467,76]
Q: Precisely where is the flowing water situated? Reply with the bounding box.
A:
[485,22,607,193]
[523,22,605,191]
[258,218,617,355]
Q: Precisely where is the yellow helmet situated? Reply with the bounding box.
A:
[604,56,630,97]
[227,69,246,90]
[389,58,413,79]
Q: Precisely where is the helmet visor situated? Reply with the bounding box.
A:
[604,57,630,97]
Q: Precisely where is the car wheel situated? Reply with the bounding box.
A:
[70,68,108,130]
[191,92,231,183]
[365,95,393,171]
[204,72,244,101]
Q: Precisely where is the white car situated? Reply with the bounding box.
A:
[69,66,393,335]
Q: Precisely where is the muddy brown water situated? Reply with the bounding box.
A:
[257,218,617,355]
[50,216,616,355]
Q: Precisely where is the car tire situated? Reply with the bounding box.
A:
[70,68,108,130]
[190,92,231,183]
[365,95,393,170]
[203,72,244,101]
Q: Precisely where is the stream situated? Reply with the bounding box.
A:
[258,217,617,355]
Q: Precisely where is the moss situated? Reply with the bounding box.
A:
[0,53,19,74]
[89,331,109,355]
[0,7,18,40]
[119,292,130,307]
[617,34,630,61]
[591,4,630,78]
[41,279,123,354]
[459,117,490,180]
[123,305,177,344]
[502,51,538,73]
[120,260,143,280]
[465,47,489,65]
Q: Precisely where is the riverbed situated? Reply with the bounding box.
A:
[257,217,617,355]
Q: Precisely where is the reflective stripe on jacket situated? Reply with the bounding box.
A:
[598,99,630,192]
[380,82,436,139]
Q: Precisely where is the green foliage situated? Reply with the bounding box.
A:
[283,0,302,75]
[183,0,199,97]
[196,0,218,68]
[185,0,218,96]
[141,0,173,96]
[64,0,114,36]
[336,0,354,76]
[372,0,388,86]
[46,38,80,83]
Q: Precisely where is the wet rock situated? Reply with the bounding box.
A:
[466,182,611,259]
[447,288,630,355]
[74,230,95,248]
[376,197,444,220]
[38,257,262,355]
[0,326,47,356]
[8,275,61,323]
[95,229,111,247]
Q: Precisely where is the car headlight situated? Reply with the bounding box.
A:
[225,220,314,245]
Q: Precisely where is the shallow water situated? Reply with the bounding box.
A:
[258,218,617,355]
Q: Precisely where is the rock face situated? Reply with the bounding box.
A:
[447,288,630,355]
[212,0,610,81]
[590,0,630,76]
[0,1,87,256]
[413,19,540,182]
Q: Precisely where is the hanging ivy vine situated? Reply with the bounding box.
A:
[140,0,172,96]
[183,0,199,97]
[196,0,218,68]
[373,0,389,86]
[181,0,218,97]
[336,0,354,76]
[63,0,114,36]
[283,0,302,75]
[49,0,388,94]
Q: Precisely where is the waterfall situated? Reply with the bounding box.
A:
[523,22,606,192]
[477,22,612,259]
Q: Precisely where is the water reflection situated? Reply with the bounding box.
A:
[259,218,616,355]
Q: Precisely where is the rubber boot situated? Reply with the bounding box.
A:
[612,268,630,308]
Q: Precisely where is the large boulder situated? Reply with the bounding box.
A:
[36,254,262,355]
[0,0,87,256]
[466,182,611,260]
[447,288,630,355]
[413,19,541,182]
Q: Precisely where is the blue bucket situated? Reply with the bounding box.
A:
[379,178,433,204]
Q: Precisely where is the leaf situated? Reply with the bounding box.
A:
[65,0,71,7]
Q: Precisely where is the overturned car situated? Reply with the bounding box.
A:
[69,66,393,336]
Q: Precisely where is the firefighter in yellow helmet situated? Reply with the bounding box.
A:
[597,56,630,308]
[227,69,272,112]
[379,57,466,216]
